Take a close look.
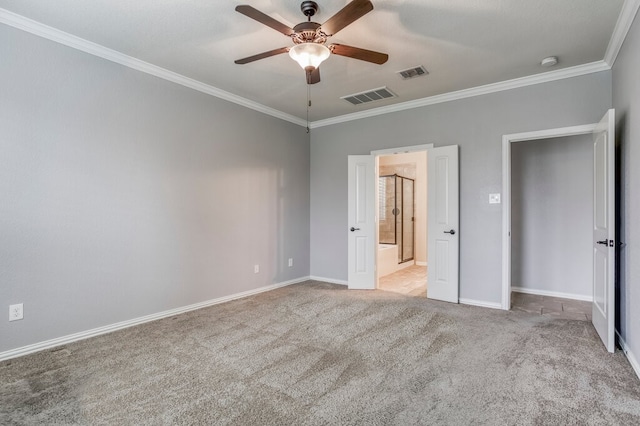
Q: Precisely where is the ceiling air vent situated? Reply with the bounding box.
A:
[341,87,396,106]
[397,65,429,80]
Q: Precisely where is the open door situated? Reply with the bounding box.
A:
[427,145,460,302]
[592,109,615,353]
[347,155,375,289]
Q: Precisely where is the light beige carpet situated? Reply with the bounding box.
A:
[1,281,639,425]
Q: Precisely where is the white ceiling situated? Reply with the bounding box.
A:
[0,0,627,122]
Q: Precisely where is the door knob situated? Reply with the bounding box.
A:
[596,240,608,245]
[350,227,360,232]
[444,229,456,235]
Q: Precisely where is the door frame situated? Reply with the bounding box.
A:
[501,124,597,310]
[371,144,433,289]
[371,144,434,157]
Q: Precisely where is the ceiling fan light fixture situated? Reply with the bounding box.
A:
[289,43,330,70]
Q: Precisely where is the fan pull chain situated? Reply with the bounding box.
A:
[306,84,311,134]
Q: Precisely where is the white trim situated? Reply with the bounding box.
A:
[0,7,622,130]
[511,287,593,302]
[617,331,640,380]
[0,8,307,128]
[502,134,512,310]
[371,144,434,155]
[504,124,598,143]
[309,276,348,285]
[0,276,309,362]
[311,62,610,129]
[415,261,427,266]
[502,124,598,310]
[604,0,640,66]
[459,298,503,310]
[396,261,414,272]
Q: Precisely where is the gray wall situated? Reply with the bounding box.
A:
[0,25,310,353]
[310,72,611,303]
[613,12,640,365]
[511,135,593,298]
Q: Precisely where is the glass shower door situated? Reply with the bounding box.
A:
[379,174,415,264]
[395,178,403,262]
[379,176,396,245]
[401,178,414,263]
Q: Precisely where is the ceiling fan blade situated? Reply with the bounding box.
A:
[329,44,388,64]
[234,47,290,64]
[306,67,321,84]
[321,0,373,36]
[235,5,295,36]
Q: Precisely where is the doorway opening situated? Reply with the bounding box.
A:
[376,151,427,297]
[502,109,616,352]
[502,123,598,310]
[509,134,594,320]
[348,142,459,303]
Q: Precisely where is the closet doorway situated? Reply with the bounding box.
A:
[502,110,616,352]
[509,134,593,312]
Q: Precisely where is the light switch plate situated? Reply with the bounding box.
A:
[489,193,501,204]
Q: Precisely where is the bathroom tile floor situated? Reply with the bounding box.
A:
[511,292,592,321]
[378,264,427,297]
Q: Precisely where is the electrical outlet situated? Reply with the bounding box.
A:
[489,193,501,204]
[288,258,293,267]
[254,264,259,274]
[9,303,23,321]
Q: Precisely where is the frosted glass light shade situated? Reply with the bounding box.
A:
[288,43,330,69]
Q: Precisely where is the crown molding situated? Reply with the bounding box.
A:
[604,0,640,66]
[310,61,611,129]
[1,6,629,131]
[0,8,307,128]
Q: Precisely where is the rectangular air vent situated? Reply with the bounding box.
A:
[397,66,429,80]
[341,87,396,105]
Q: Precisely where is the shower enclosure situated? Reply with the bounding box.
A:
[379,174,414,263]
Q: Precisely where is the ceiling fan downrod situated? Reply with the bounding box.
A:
[300,1,319,21]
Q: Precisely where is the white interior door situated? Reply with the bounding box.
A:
[592,109,615,353]
[427,145,460,302]
[348,155,375,289]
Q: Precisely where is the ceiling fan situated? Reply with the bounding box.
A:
[234,0,389,84]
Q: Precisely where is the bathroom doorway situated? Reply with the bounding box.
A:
[376,151,427,297]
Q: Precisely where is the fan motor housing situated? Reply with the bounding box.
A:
[292,22,327,44]
[301,1,319,17]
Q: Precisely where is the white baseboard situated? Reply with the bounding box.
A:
[617,331,640,381]
[416,261,427,266]
[398,261,414,270]
[511,286,593,302]
[459,298,503,310]
[309,276,348,286]
[0,276,310,362]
